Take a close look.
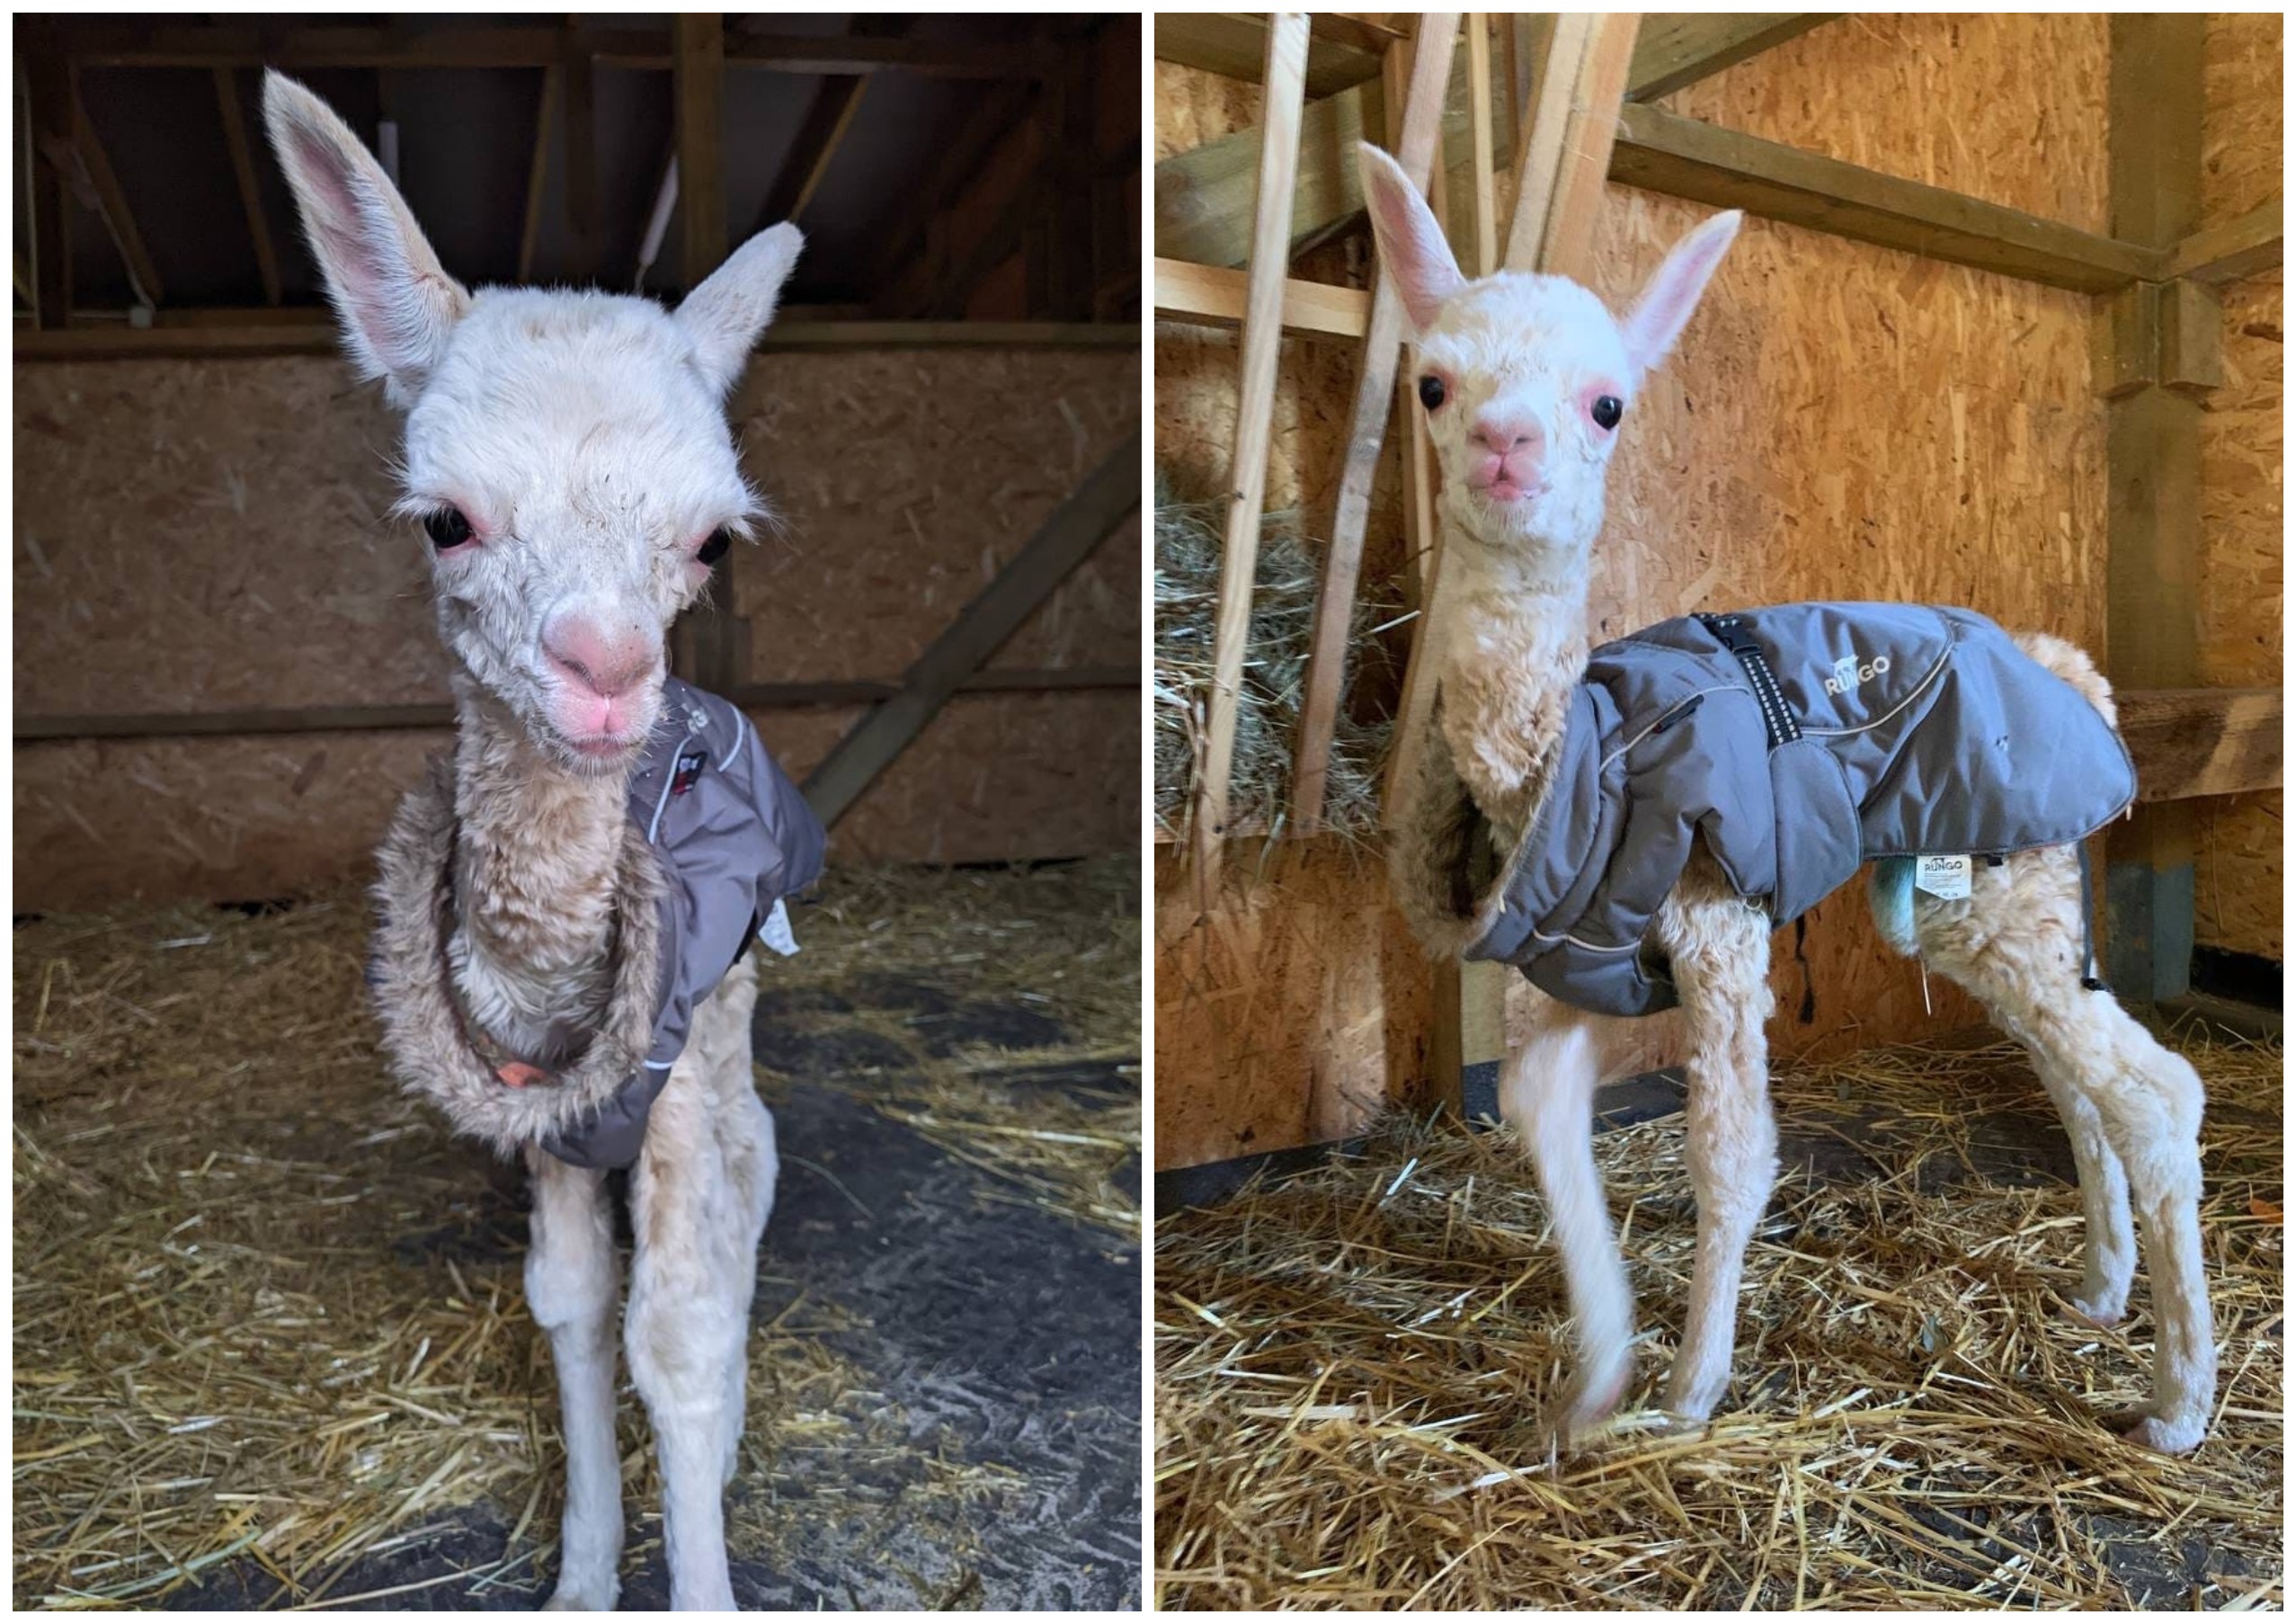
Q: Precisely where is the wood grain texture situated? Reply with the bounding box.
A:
[2121,688,2282,802]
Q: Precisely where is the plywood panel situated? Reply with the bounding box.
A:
[2192,10,2283,962]
[1664,14,2110,235]
[1154,12,2119,1161]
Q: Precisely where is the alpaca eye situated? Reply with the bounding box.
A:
[1418,375,1446,411]
[423,508,474,550]
[1590,395,1624,431]
[697,528,732,567]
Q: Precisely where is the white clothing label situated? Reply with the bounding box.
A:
[1914,854,1972,901]
[758,897,800,956]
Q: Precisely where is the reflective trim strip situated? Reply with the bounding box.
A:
[1798,646,1952,737]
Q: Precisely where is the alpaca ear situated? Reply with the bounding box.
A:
[263,70,467,404]
[1357,142,1464,334]
[675,223,805,396]
[1620,209,1740,374]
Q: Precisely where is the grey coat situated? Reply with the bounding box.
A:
[1395,603,2134,1018]
[546,677,826,1167]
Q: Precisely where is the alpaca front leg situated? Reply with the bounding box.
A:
[1503,1013,1635,1434]
[626,1084,758,1611]
[526,1152,625,1611]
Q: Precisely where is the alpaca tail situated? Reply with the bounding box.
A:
[1868,857,1919,957]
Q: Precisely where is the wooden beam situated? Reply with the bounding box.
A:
[212,68,282,305]
[1195,13,1311,884]
[1465,14,1499,276]
[57,22,1046,77]
[1152,256,1368,340]
[25,25,75,330]
[1157,87,2169,294]
[1291,15,1459,835]
[1152,12,1393,98]
[1610,102,2163,292]
[2121,689,2283,804]
[562,30,601,280]
[747,14,912,237]
[1625,14,1837,102]
[865,80,1037,309]
[801,431,1140,826]
[14,318,1139,361]
[670,14,740,692]
[2167,196,2283,286]
[517,66,561,283]
[58,104,163,308]
[2103,12,2207,1003]
[13,667,1142,745]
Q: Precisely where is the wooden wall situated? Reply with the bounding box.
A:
[2193,11,2283,962]
[14,343,1139,910]
[1155,14,2136,1169]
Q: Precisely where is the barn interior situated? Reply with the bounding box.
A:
[1152,12,2280,1609]
[13,13,1141,1611]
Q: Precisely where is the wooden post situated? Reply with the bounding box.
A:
[2103,13,2205,1002]
[1289,13,1459,834]
[1193,12,1311,890]
[517,65,561,282]
[563,23,601,281]
[27,26,75,331]
[1465,13,1499,277]
[214,68,282,304]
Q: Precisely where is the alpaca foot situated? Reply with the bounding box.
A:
[2114,1406,2206,1458]
[2063,1286,2127,1330]
[542,1579,616,1611]
[1554,1363,1632,1441]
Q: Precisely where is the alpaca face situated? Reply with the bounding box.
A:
[263,71,800,774]
[1355,142,1740,568]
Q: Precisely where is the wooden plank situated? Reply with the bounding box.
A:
[2121,689,2283,803]
[1610,102,2162,293]
[1194,12,1312,885]
[13,319,1139,361]
[1152,256,1368,340]
[1625,13,1838,102]
[800,431,1140,826]
[67,107,164,308]
[1152,12,1390,98]
[2167,197,2283,286]
[1465,14,1499,276]
[2103,12,2206,1003]
[12,668,1142,744]
[1290,16,1459,835]
[866,80,1037,312]
[672,14,738,694]
[212,68,282,305]
[517,66,561,283]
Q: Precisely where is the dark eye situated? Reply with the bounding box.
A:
[697,528,732,567]
[423,507,473,550]
[1590,395,1624,431]
[1418,374,1446,411]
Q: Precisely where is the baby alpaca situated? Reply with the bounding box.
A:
[1364,141,2216,1455]
[266,73,824,1608]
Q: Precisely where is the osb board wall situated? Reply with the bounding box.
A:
[1154,15,2114,1164]
[15,689,1138,911]
[14,347,1138,910]
[2193,11,2283,961]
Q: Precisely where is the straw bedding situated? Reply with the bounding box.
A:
[1154,477,1397,843]
[13,857,1139,1609]
[1155,1032,2283,1609]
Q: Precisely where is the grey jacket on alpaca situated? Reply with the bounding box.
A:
[370,678,825,1169]
[1393,603,2134,1017]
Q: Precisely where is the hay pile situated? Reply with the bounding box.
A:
[1155,1035,2283,1609]
[13,858,1139,1608]
[1154,477,1395,843]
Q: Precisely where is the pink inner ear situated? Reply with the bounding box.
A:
[1624,219,1737,372]
[1362,160,1463,331]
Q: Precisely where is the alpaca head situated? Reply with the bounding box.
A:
[263,71,800,773]
[1357,143,1739,570]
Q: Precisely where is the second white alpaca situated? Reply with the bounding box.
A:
[1364,142,2216,1456]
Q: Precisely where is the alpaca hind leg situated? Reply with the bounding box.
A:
[1503,997,1635,1432]
[526,1152,624,1611]
[1658,892,1778,1422]
[1916,844,2214,1454]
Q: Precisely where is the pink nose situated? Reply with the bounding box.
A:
[1472,414,1544,459]
[543,614,655,700]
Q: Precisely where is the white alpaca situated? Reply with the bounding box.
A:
[1363,143,2216,1456]
[266,73,817,1608]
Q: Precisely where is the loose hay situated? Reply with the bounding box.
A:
[1154,1034,2283,1610]
[13,858,1140,1609]
[1154,476,1396,843]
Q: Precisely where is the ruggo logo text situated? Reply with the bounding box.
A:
[1822,651,1891,696]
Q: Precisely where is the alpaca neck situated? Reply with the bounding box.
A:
[445,675,628,1066]
[1434,504,1594,848]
